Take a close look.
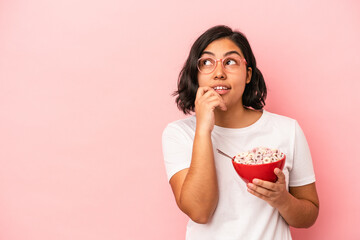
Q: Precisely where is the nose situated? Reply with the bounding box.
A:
[213,60,226,80]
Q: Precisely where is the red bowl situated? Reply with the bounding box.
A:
[232,155,286,184]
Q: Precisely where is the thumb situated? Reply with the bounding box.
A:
[274,168,285,184]
[219,102,227,111]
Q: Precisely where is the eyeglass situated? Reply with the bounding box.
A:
[197,55,247,74]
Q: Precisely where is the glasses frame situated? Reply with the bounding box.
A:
[197,56,247,74]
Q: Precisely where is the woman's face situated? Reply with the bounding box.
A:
[197,38,252,110]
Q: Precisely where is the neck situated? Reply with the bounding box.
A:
[214,105,262,128]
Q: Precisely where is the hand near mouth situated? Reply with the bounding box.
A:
[195,86,227,133]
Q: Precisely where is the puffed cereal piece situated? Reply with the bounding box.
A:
[263,157,271,164]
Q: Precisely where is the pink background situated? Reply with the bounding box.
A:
[0,0,359,239]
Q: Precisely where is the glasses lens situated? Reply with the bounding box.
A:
[223,56,242,72]
[198,58,216,73]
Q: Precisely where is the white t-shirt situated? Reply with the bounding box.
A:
[162,110,316,240]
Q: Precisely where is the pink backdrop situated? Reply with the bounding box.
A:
[1,0,359,239]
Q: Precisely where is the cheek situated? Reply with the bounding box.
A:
[197,74,206,87]
[231,76,247,90]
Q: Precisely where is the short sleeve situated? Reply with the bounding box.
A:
[288,121,316,187]
[162,123,193,182]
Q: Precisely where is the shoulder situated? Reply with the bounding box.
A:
[263,110,298,129]
[162,115,196,138]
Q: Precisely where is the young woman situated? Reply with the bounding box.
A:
[162,25,319,240]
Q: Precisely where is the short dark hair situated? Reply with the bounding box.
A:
[173,25,267,114]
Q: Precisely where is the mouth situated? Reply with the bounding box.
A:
[213,85,231,95]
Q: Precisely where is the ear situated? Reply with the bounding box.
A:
[246,67,252,84]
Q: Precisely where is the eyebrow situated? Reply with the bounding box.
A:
[201,50,242,57]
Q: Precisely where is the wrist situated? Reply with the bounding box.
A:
[275,191,294,212]
[195,127,212,137]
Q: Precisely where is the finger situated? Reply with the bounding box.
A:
[199,90,225,105]
[195,88,215,107]
[205,95,222,102]
[247,183,271,199]
[196,88,217,105]
[196,86,213,99]
[205,96,227,111]
[218,99,227,111]
[202,90,218,100]
[252,179,276,191]
[205,91,227,111]
[205,98,225,110]
[274,168,286,184]
[196,88,227,111]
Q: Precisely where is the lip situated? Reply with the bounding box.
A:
[212,85,231,95]
[214,89,230,95]
[211,84,231,89]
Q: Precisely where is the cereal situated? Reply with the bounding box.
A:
[234,147,284,165]
[263,157,271,164]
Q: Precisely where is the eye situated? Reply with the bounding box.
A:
[224,58,238,66]
[201,58,214,66]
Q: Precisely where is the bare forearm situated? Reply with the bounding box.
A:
[180,130,218,223]
[278,193,319,228]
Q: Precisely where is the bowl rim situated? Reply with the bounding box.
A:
[232,155,286,166]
